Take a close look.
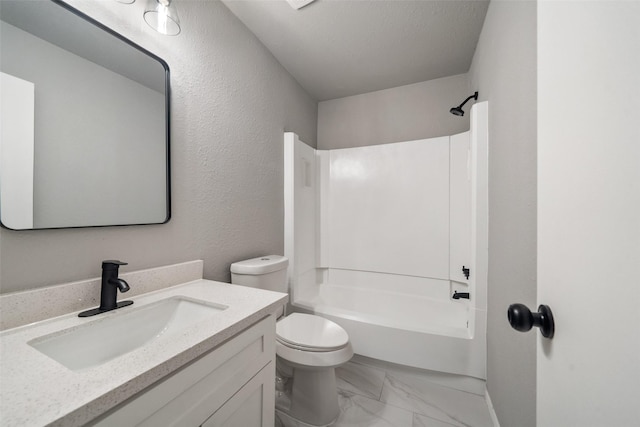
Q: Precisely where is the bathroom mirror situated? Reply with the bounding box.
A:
[0,0,170,230]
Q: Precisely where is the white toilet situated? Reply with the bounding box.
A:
[230,255,353,426]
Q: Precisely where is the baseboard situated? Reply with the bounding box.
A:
[485,389,501,427]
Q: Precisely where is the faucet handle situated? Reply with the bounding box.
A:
[102,260,128,267]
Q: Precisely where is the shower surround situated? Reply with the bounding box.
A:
[284,103,488,380]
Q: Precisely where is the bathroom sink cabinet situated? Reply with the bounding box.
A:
[89,315,276,427]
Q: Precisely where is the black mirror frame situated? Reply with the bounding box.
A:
[0,0,171,231]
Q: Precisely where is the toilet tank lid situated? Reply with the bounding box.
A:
[230,255,289,275]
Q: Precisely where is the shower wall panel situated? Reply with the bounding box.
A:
[284,133,318,301]
[325,137,450,279]
[449,132,471,284]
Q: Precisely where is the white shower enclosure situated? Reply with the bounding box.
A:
[284,102,488,380]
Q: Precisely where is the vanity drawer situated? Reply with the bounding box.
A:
[90,315,276,427]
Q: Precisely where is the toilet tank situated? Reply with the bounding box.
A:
[230,255,289,293]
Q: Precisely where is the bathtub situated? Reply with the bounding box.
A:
[290,268,487,380]
[284,102,489,382]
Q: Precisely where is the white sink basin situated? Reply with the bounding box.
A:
[28,297,228,371]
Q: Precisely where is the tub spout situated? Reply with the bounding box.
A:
[453,291,470,300]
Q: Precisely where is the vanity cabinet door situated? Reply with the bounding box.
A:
[201,362,275,427]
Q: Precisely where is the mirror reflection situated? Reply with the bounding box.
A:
[0,0,170,230]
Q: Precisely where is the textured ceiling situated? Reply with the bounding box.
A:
[221,0,489,101]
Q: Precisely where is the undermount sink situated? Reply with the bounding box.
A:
[28,297,228,371]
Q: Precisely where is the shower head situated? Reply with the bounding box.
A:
[449,106,465,116]
[449,92,479,117]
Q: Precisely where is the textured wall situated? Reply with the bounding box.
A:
[468,1,537,426]
[0,0,317,293]
[317,74,470,149]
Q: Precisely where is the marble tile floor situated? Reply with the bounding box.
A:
[276,358,494,427]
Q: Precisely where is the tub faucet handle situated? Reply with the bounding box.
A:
[462,266,470,280]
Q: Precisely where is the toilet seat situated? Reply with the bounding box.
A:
[276,338,341,352]
[276,313,349,352]
[276,339,354,368]
[275,313,354,368]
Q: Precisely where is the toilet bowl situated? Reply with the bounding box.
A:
[230,256,353,426]
[275,313,353,426]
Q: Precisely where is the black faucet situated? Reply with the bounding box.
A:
[79,260,133,317]
[452,291,470,300]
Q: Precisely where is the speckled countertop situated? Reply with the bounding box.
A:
[0,279,288,427]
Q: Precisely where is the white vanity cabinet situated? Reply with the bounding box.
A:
[90,315,276,427]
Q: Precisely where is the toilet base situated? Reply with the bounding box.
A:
[275,357,341,426]
[275,409,337,427]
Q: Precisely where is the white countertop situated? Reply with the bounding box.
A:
[0,279,288,427]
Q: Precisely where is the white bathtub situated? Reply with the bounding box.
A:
[291,269,487,380]
[284,102,489,382]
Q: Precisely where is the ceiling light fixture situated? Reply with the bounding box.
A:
[144,0,181,36]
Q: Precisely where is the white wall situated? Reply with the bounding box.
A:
[0,0,317,293]
[318,74,470,149]
[468,1,537,426]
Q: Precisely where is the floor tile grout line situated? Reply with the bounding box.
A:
[353,359,487,397]
[335,375,384,401]
[336,386,417,427]
[337,360,491,427]
[377,369,387,401]
[336,361,387,402]
[380,373,474,427]
[413,412,464,427]
[378,373,428,415]
[336,385,378,402]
